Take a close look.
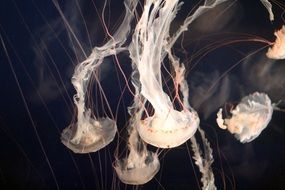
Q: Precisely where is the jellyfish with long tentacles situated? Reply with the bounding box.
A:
[114,122,160,185]
[114,96,160,185]
[216,92,273,143]
[129,0,232,149]
[61,0,138,153]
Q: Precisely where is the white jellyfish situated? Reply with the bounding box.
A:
[61,0,138,153]
[114,98,160,185]
[61,113,117,154]
[114,125,160,185]
[127,0,199,149]
[266,26,285,60]
[216,92,273,143]
[129,0,229,148]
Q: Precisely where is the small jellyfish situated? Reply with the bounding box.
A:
[114,130,160,185]
[114,96,160,185]
[61,109,117,154]
[216,92,273,143]
[266,26,285,59]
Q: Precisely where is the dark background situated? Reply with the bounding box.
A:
[0,0,285,189]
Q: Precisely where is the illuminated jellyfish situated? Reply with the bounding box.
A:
[114,96,160,185]
[61,0,138,153]
[216,92,273,143]
[114,125,160,185]
[129,0,232,148]
[266,25,285,60]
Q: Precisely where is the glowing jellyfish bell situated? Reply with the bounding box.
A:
[114,123,160,185]
[61,111,116,154]
[266,26,285,60]
[115,150,159,185]
[216,92,273,143]
[60,58,117,154]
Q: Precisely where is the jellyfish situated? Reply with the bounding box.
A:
[114,124,160,185]
[61,113,117,154]
[61,0,138,153]
[216,92,273,143]
[266,26,285,60]
[114,96,160,185]
[129,0,230,148]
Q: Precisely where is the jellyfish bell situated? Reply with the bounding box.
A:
[114,151,160,185]
[137,109,199,148]
[266,26,285,60]
[61,111,116,153]
[216,92,273,143]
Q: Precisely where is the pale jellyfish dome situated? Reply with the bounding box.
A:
[114,151,160,185]
[216,92,273,143]
[266,25,285,60]
[61,117,116,153]
[137,109,199,148]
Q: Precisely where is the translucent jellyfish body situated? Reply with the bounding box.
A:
[115,150,160,185]
[137,109,199,148]
[61,112,116,153]
[266,26,285,59]
[216,92,273,143]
